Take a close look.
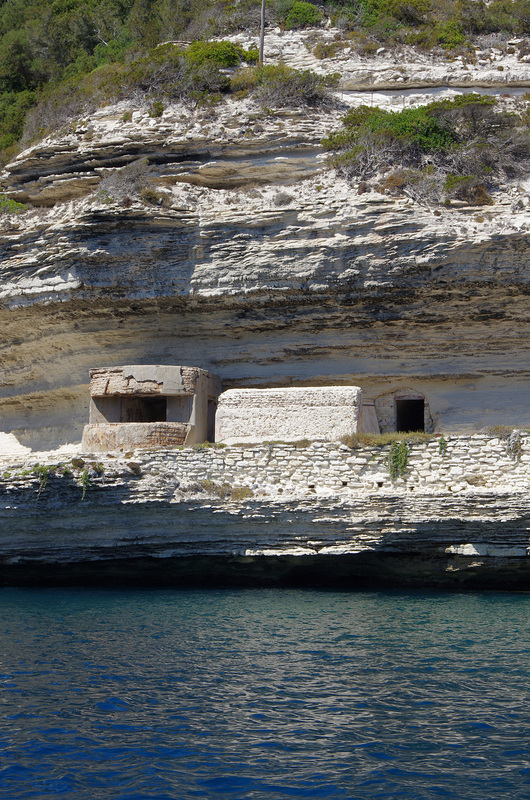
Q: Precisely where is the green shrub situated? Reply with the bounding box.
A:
[443,174,493,205]
[313,41,342,59]
[230,66,260,95]
[230,63,338,108]
[0,89,37,161]
[140,186,170,206]
[0,195,26,214]
[324,94,524,203]
[253,64,339,108]
[382,0,431,25]
[32,463,55,493]
[284,1,322,29]
[186,40,245,67]
[323,104,459,157]
[434,19,468,50]
[148,100,164,117]
[388,440,409,480]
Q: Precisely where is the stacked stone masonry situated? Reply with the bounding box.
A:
[86,434,530,497]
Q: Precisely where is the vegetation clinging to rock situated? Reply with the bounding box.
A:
[3,0,530,162]
[231,63,339,108]
[323,95,530,204]
[342,432,434,447]
[0,195,26,215]
[284,1,322,30]
[22,41,258,145]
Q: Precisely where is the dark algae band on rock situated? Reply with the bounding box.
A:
[2,553,530,591]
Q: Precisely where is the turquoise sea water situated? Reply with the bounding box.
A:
[0,588,529,799]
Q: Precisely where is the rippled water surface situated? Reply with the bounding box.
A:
[0,588,529,799]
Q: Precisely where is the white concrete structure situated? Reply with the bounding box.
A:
[82,365,221,452]
[215,386,370,445]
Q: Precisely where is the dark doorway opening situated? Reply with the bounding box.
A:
[120,396,167,423]
[396,398,424,432]
[207,399,217,442]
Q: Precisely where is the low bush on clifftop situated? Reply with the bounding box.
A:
[323,94,530,204]
[22,39,335,147]
[4,0,530,162]
[23,41,259,143]
[231,63,339,108]
[284,1,323,29]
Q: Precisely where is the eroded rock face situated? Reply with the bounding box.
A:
[0,32,529,449]
[0,438,529,588]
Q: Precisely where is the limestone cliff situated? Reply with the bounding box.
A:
[0,29,529,449]
[0,436,529,588]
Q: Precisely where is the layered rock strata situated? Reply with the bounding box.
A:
[0,31,529,450]
[0,435,528,588]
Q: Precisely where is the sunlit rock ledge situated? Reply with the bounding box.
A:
[0,436,528,589]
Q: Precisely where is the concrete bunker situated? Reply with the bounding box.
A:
[374,388,434,433]
[215,386,379,445]
[82,365,221,452]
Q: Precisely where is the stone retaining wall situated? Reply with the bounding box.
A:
[1,434,528,500]
[127,433,529,497]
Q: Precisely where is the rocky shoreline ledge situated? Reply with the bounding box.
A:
[1,434,528,589]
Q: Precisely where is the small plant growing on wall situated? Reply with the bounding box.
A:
[80,469,90,501]
[230,487,254,501]
[438,435,448,456]
[507,430,522,461]
[388,440,409,480]
[484,425,523,460]
[200,480,232,499]
[32,463,54,496]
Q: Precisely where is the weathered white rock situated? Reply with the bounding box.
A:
[0,31,529,450]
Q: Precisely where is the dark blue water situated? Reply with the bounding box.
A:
[0,589,529,799]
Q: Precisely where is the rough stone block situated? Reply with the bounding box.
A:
[215,386,363,445]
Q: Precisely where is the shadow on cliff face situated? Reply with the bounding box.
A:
[0,492,529,590]
[3,552,530,591]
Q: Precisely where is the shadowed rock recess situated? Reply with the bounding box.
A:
[1,31,529,587]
